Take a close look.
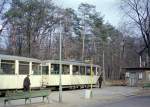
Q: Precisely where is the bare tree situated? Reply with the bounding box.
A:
[121,0,150,66]
[0,0,9,34]
[3,0,58,58]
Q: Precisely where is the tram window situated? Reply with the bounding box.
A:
[19,61,29,74]
[86,66,91,75]
[80,66,85,75]
[51,64,59,74]
[42,66,48,75]
[93,67,96,75]
[0,60,15,74]
[62,64,69,74]
[97,67,100,75]
[32,62,41,75]
[73,65,79,75]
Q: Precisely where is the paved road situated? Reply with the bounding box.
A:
[89,96,150,107]
[0,87,142,107]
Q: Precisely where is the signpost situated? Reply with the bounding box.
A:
[85,59,93,98]
[90,60,94,98]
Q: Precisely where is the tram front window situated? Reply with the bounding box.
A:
[86,66,91,75]
[32,62,41,75]
[93,67,96,75]
[19,61,29,74]
[51,64,59,74]
[0,60,15,74]
[97,67,101,76]
[42,66,48,75]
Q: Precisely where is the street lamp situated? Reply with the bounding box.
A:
[0,25,2,31]
[102,36,112,84]
[0,25,4,34]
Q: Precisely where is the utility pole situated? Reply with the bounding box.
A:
[59,20,62,103]
[0,25,2,34]
[81,13,85,62]
[102,50,105,84]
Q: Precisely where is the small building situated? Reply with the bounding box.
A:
[123,68,150,87]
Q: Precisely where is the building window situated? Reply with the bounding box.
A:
[32,62,41,75]
[125,72,130,78]
[0,60,15,74]
[42,66,49,75]
[19,61,29,74]
[138,73,143,79]
[73,65,79,75]
[51,64,59,74]
[148,73,150,81]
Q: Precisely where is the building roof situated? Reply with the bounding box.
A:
[122,67,150,72]
[123,67,150,70]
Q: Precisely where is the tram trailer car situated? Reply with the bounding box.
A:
[0,54,42,96]
[42,60,102,89]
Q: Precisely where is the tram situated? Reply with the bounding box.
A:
[0,54,102,95]
[0,54,42,91]
[42,60,101,88]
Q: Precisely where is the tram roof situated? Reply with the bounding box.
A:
[0,54,101,67]
[42,60,100,67]
[0,54,41,62]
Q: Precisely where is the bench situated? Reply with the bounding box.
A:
[107,80,127,86]
[143,83,150,88]
[4,89,51,106]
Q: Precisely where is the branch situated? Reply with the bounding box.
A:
[0,0,6,14]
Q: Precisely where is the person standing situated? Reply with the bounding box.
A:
[98,74,103,88]
[23,75,31,91]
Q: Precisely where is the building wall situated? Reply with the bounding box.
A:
[145,70,150,81]
[126,70,150,87]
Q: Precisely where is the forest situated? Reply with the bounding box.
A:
[0,0,150,80]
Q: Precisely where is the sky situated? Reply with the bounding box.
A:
[0,0,122,27]
[55,0,122,27]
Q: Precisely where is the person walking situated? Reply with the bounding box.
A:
[98,74,103,88]
[23,74,31,91]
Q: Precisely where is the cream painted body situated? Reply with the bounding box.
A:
[43,75,71,86]
[0,55,102,90]
[71,75,99,85]
[42,75,99,86]
[0,75,42,90]
[41,61,101,87]
[0,75,99,90]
